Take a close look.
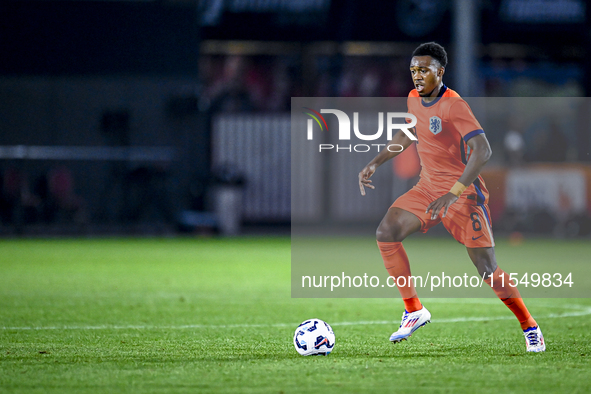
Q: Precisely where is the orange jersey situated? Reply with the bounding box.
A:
[406,85,490,206]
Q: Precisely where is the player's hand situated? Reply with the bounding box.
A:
[358,165,377,196]
[425,192,458,220]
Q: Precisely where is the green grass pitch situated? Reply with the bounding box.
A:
[1,236,590,393]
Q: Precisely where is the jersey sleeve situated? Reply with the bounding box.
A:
[449,100,484,142]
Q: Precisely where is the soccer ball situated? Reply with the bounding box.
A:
[293,318,335,356]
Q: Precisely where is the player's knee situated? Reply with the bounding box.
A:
[469,250,497,278]
[376,221,406,243]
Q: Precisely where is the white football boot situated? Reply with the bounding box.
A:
[389,306,431,343]
[523,326,545,352]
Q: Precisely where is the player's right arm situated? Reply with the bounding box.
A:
[358,130,415,196]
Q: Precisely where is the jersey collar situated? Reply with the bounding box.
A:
[421,84,447,107]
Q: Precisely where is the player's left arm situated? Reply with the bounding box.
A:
[426,133,492,220]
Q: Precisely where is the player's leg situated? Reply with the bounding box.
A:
[467,247,536,329]
[457,206,538,331]
[443,203,544,351]
[377,189,437,342]
[376,207,422,313]
[467,247,545,352]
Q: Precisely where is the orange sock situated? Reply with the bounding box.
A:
[377,241,422,313]
[484,267,537,330]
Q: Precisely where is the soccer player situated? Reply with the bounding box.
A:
[358,42,545,352]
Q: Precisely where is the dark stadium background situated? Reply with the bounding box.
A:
[0,0,589,238]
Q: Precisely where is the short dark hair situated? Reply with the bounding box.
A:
[412,42,448,68]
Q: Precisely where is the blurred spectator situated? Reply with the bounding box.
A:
[358,69,381,97]
[337,70,356,97]
[36,166,86,224]
[202,54,301,111]
[206,56,261,112]
[0,167,41,226]
[385,58,413,97]
[503,116,526,166]
[267,60,295,111]
[482,59,583,97]
[504,129,525,166]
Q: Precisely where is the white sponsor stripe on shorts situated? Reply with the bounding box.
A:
[477,205,495,247]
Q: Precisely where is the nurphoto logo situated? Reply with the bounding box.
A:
[303,107,417,153]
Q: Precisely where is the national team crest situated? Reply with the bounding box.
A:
[429,116,442,135]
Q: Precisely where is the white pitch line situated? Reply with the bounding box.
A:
[2,307,590,331]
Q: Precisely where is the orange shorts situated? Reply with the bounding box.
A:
[391,183,495,248]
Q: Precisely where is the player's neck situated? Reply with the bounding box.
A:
[422,82,444,103]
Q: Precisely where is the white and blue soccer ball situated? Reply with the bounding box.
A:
[293,318,335,356]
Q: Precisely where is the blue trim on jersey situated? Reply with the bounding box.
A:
[473,178,486,206]
[460,138,467,165]
[463,129,484,142]
[421,84,447,107]
[473,178,492,227]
